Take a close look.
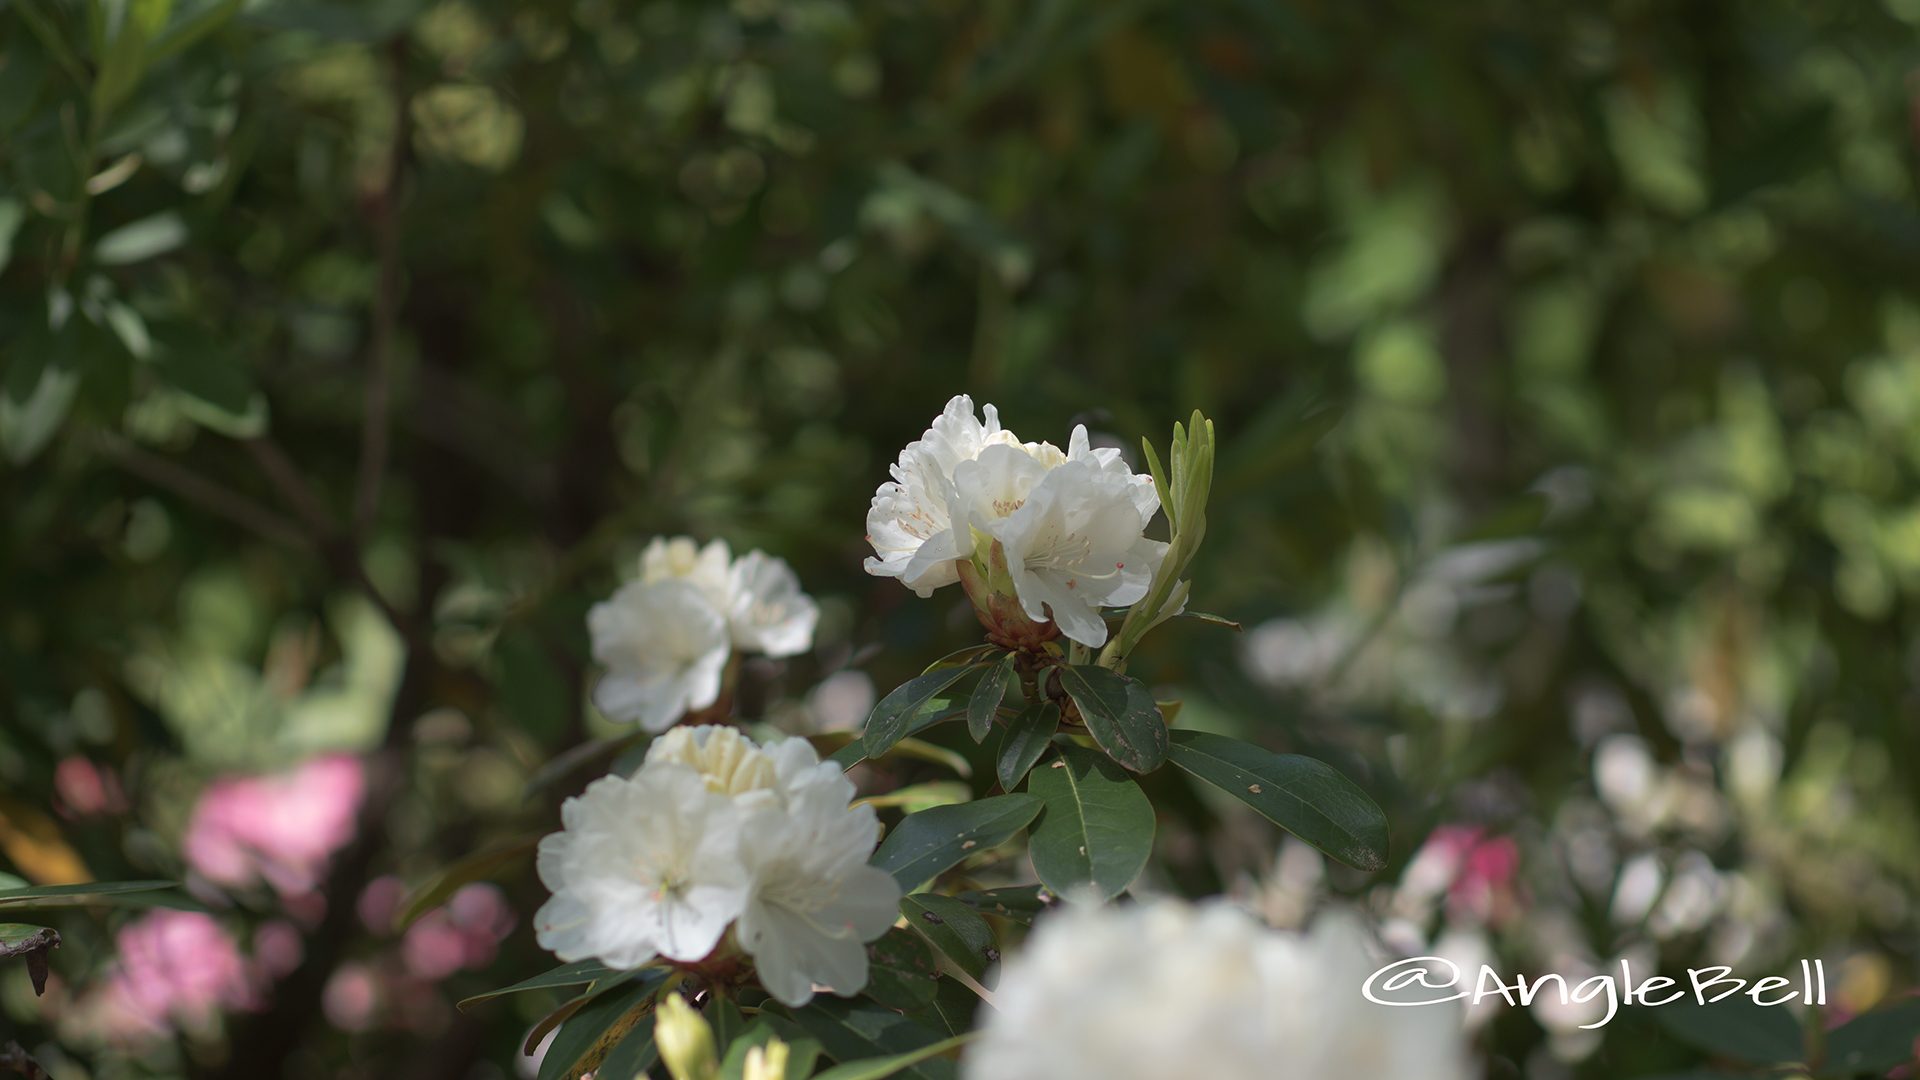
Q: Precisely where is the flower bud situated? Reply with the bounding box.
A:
[957,539,1059,651]
[741,1039,790,1080]
[655,993,719,1080]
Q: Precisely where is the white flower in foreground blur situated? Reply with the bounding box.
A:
[591,539,819,730]
[588,580,732,731]
[533,766,749,967]
[864,395,1012,596]
[536,727,896,1006]
[734,739,901,1006]
[865,395,1164,648]
[727,551,820,657]
[965,900,1472,1080]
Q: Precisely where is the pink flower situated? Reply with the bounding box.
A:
[1416,825,1524,925]
[183,754,366,901]
[401,884,516,980]
[323,963,380,1032]
[92,911,261,1041]
[54,757,127,818]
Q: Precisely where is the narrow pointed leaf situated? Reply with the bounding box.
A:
[864,668,981,758]
[1055,665,1167,773]
[537,971,667,1080]
[458,959,614,1011]
[0,880,175,908]
[592,1014,658,1080]
[953,885,1054,925]
[871,795,1041,889]
[396,837,537,931]
[965,654,1015,743]
[781,1000,956,1080]
[900,894,997,983]
[995,701,1058,791]
[1166,730,1388,872]
[809,1033,974,1080]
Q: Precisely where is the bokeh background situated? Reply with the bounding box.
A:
[3,0,1920,1076]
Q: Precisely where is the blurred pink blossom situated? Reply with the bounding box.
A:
[358,874,407,933]
[91,911,261,1042]
[251,920,305,979]
[323,962,381,1032]
[183,754,365,901]
[1418,825,1524,925]
[401,883,516,980]
[53,756,127,818]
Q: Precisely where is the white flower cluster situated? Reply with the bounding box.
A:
[965,899,1473,1080]
[589,537,819,731]
[864,395,1166,647]
[533,726,900,1006]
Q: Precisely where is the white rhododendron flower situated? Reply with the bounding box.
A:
[532,767,750,967]
[589,537,818,731]
[726,551,820,658]
[734,740,901,1006]
[865,395,1165,647]
[588,580,732,732]
[535,727,897,1007]
[865,394,1013,596]
[965,899,1472,1080]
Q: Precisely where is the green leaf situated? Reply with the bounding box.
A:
[1649,996,1804,1066]
[395,837,537,931]
[588,1012,657,1080]
[147,0,244,62]
[871,794,1042,890]
[952,885,1052,925]
[1055,665,1167,773]
[708,995,746,1054]
[538,972,668,1080]
[965,653,1015,743]
[908,978,982,1037]
[0,200,24,274]
[714,1020,771,1078]
[94,211,187,265]
[919,644,998,675]
[1166,730,1389,872]
[900,894,997,983]
[153,330,267,437]
[457,959,615,1011]
[832,734,973,778]
[809,1033,974,1080]
[0,880,175,908]
[1823,998,1920,1075]
[862,926,941,1010]
[1026,745,1155,900]
[995,701,1058,791]
[781,999,956,1080]
[0,358,78,465]
[1176,610,1243,631]
[717,1019,819,1080]
[0,924,58,995]
[864,667,982,759]
[854,782,971,813]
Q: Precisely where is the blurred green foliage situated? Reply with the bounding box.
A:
[4,0,1920,1076]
